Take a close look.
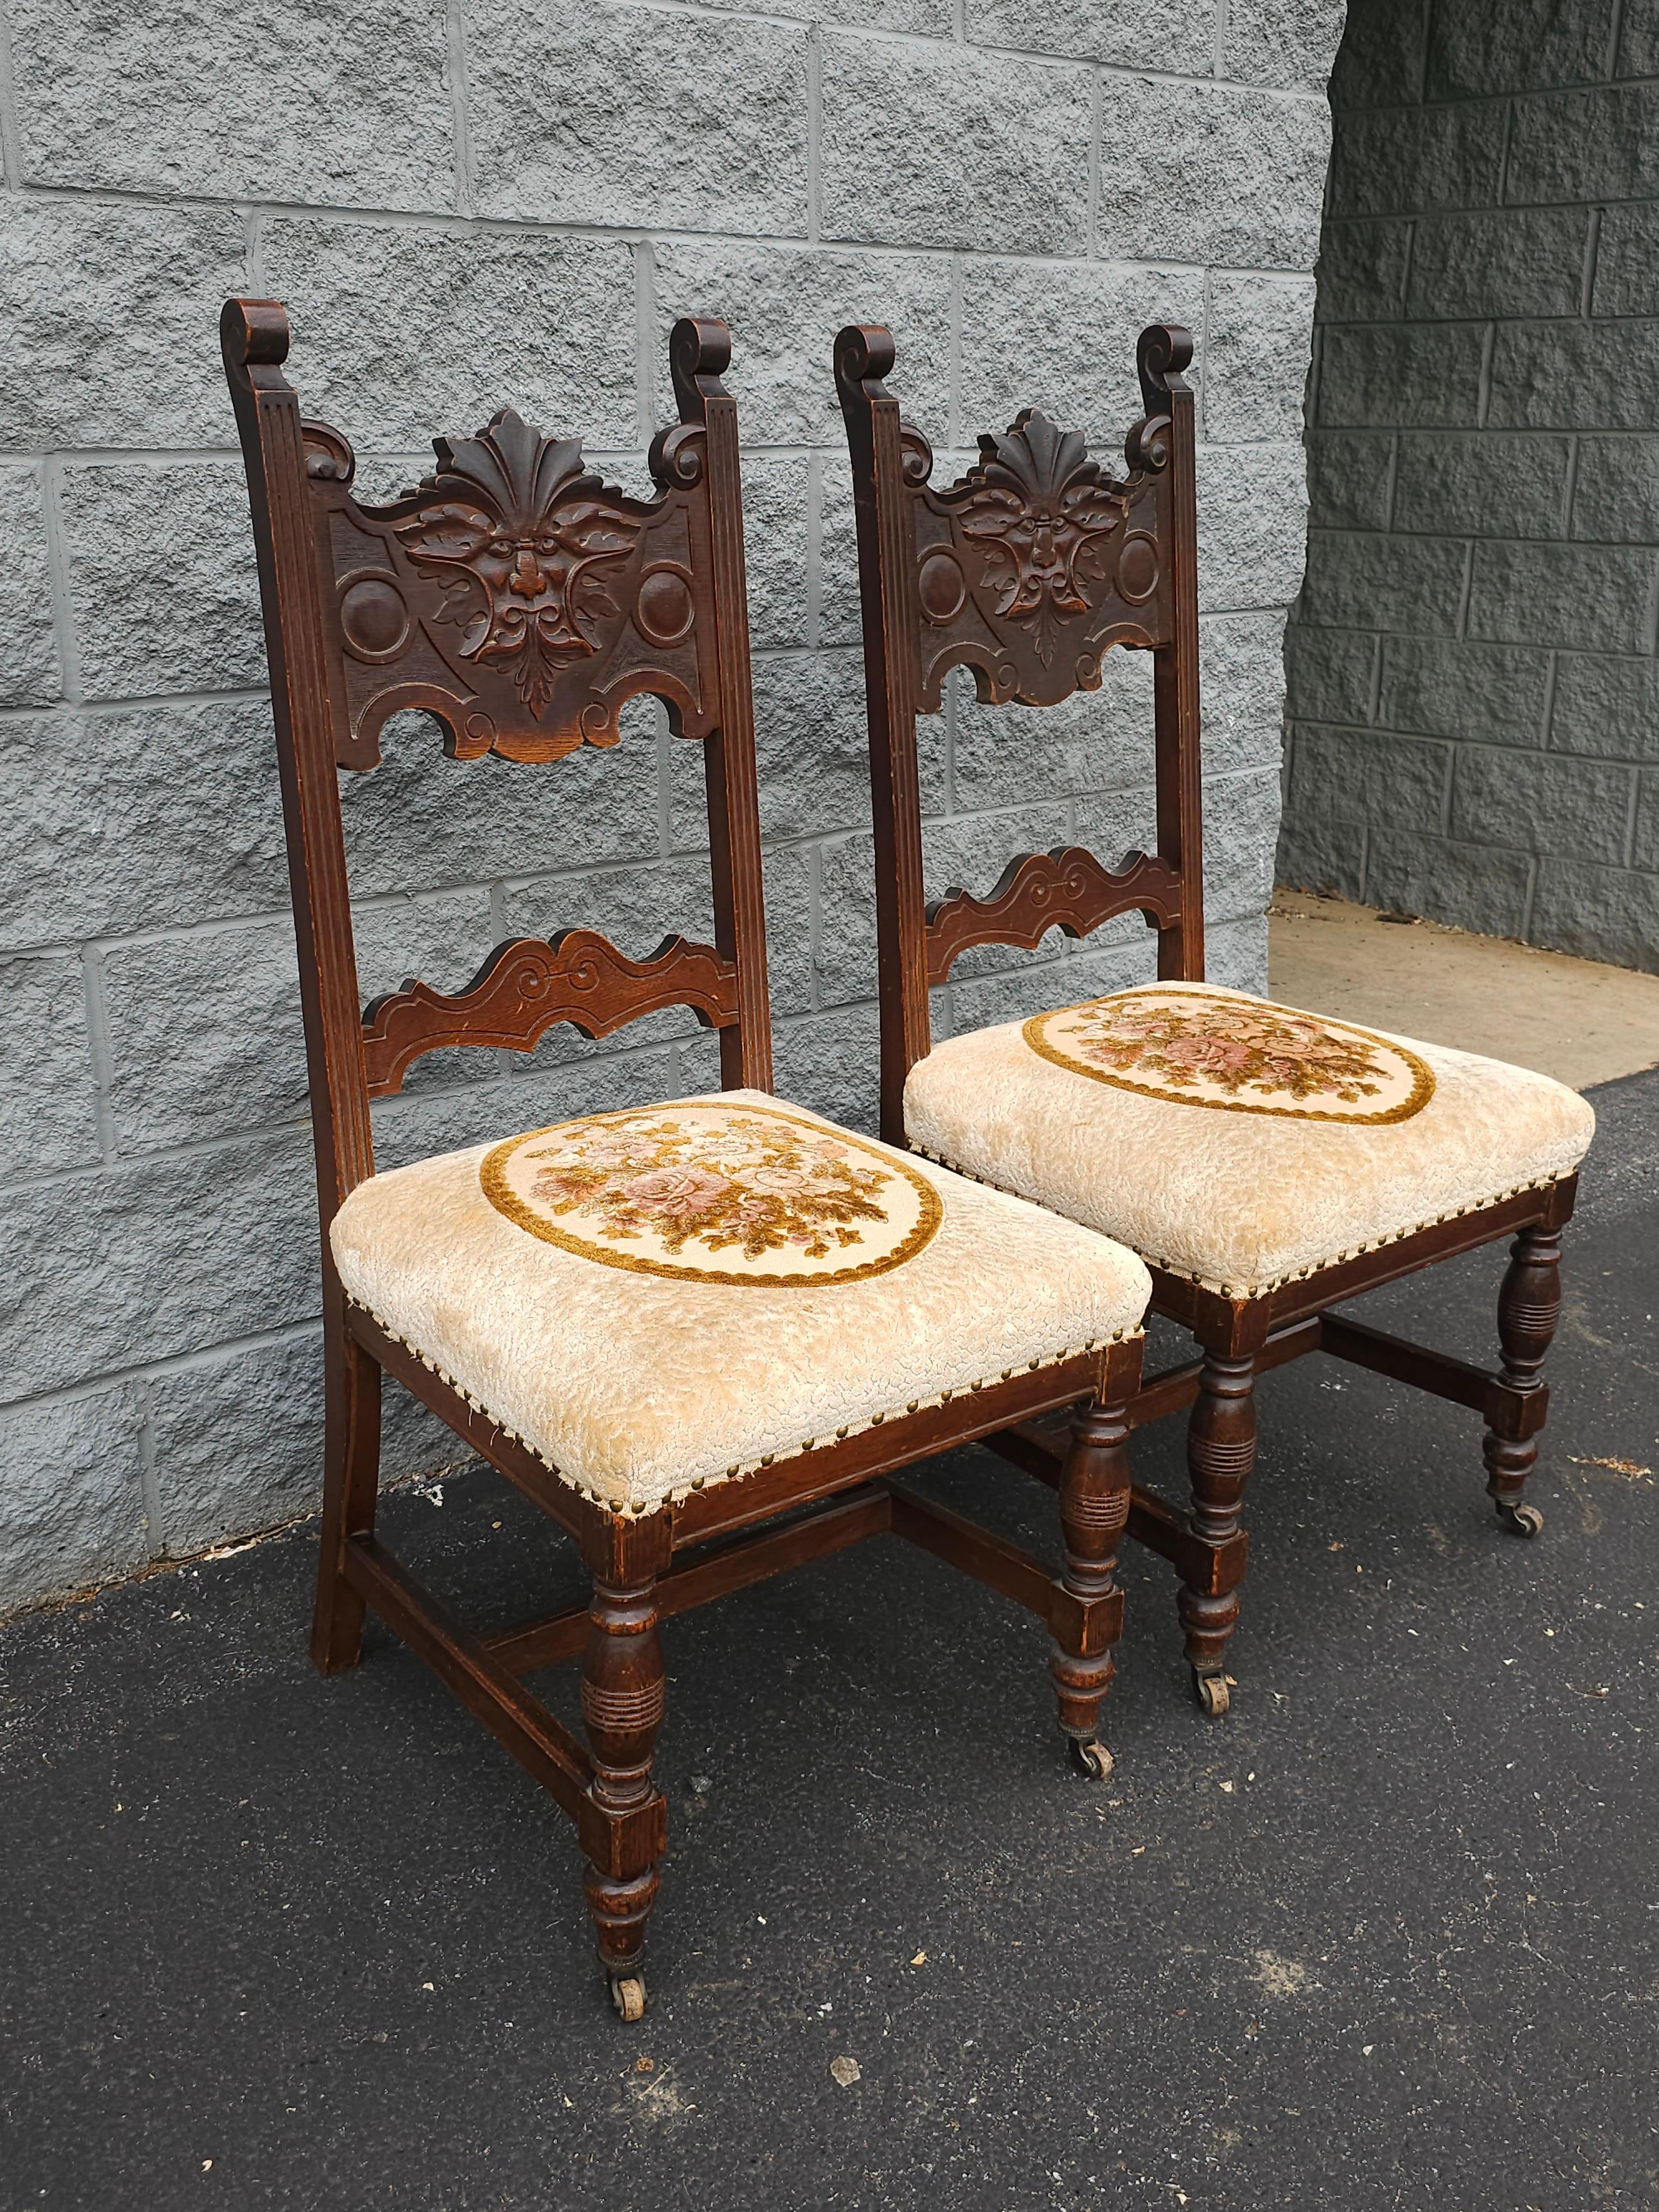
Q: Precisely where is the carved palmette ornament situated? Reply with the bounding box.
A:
[954,413,1130,664]
[905,405,1171,711]
[302,406,713,768]
[395,413,644,719]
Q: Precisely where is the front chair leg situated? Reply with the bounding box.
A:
[1049,1388,1134,1781]
[1178,1349,1258,1717]
[580,1559,669,2021]
[1485,1225,1563,1539]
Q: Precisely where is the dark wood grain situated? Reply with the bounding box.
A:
[846,345,1177,718]
[925,846,1181,986]
[1144,1175,1582,1347]
[302,407,719,773]
[221,299,375,1221]
[982,1421,1250,1599]
[667,1341,1130,1547]
[343,1534,592,1813]
[489,1473,1130,1694]
[836,323,935,1146]
[1140,325,1207,983]
[226,301,773,1136]
[486,1488,895,1676]
[310,1323,380,1676]
[360,929,739,1097]
[580,1558,669,1981]
[1048,1393,1135,1754]
[1177,1352,1255,1687]
[1319,1312,1548,1438]
[1483,1224,1563,1526]
[683,322,776,1095]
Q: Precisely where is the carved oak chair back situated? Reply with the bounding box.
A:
[223,298,1153,2020]
[836,319,1593,1729]
[836,321,1202,1142]
[223,299,771,1232]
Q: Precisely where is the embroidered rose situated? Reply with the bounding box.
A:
[483,1102,944,1285]
[744,1164,817,1196]
[622,1166,731,1217]
[516,1110,895,1261]
[1154,1033,1258,1077]
[1067,998,1390,1103]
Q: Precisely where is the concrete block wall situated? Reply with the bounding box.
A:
[0,0,1340,1615]
[1282,0,1659,966]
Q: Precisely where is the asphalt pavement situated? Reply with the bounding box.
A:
[4,1070,1656,2211]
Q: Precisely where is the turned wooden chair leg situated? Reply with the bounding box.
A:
[1485,1225,1563,1539]
[1178,1349,1258,1718]
[1049,1389,1134,1780]
[580,1564,669,2020]
[310,1317,382,1676]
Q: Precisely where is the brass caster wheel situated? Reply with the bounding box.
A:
[1193,1670,1230,1719]
[1068,1738,1114,1781]
[1495,1499,1543,1539]
[609,1974,647,2023]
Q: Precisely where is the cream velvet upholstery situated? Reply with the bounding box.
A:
[330,1092,1151,1515]
[905,984,1595,1298]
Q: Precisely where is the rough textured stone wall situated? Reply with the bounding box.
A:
[0,0,1340,1615]
[1283,0,1659,965]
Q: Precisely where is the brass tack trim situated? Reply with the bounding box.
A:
[910,1150,1568,1300]
[342,1301,1141,1516]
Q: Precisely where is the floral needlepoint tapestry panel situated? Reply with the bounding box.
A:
[1022,988,1436,1125]
[481,1102,943,1285]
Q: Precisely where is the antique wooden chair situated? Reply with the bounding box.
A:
[836,321,1594,1718]
[223,299,1153,2019]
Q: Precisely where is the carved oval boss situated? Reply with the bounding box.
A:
[907,407,1171,712]
[306,407,712,767]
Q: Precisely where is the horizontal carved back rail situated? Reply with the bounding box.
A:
[361,930,742,1098]
[924,847,1182,989]
[225,301,773,1220]
[836,321,1207,1141]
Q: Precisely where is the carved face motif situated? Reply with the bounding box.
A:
[396,410,641,717]
[956,411,1125,664]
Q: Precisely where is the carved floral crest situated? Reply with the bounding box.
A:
[394,409,641,717]
[953,411,1128,665]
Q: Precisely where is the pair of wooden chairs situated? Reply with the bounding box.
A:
[224,298,1593,2020]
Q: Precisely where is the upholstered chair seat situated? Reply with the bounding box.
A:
[331,1091,1152,1515]
[904,984,1596,1300]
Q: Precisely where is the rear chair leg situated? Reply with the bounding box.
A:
[1485,1225,1562,1539]
[310,1319,382,1676]
[1050,1389,1134,1780]
[581,1562,668,2020]
[1178,1350,1258,1718]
